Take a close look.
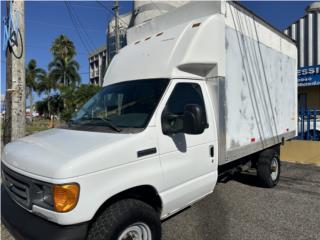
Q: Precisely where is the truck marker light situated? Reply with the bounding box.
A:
[156,32,163,37]
[145,36,151,41]
[53,183,80,212]
[192,22,201,28]
[251,138,256,142]
[135,41,140,45]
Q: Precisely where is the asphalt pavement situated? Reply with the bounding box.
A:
[2,162,320,240]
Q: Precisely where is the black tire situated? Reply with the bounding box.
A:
[87,199,161,240]
[257,148,280,188]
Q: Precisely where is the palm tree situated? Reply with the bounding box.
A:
[37,72,54,113]
[50,35,76,60]
[49,57,81,86]
[25,59,46,120]
[75,84,101,107]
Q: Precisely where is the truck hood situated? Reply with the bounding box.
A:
[2,128,155,179]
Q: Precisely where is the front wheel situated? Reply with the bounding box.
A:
[257,148,281,188]
[87,199,161,240]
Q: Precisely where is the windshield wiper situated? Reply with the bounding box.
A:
[97,117,122,132]
[73,108,122,132]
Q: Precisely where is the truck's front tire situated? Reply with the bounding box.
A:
[87,199,161,240]
[257,148,280,188]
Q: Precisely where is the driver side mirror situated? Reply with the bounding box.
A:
[183,104,205,135]
[161,104,205,135]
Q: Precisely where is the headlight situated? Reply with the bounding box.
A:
[31,183,55,210]
[32,182,79,213]
[2,164,79,213]
[53,183,80,212]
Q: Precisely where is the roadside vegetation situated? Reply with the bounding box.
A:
[26,34,101,130]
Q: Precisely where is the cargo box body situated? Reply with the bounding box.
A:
[222,2,297,164]
[104,1,297,165]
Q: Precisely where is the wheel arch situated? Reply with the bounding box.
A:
[90,185,163,223]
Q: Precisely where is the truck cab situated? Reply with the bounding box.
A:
[2,1,296,240]
[2,77,219,240]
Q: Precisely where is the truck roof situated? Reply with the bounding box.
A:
[230,1,295,45]
[127,1,295,46]
[103,1,297,86]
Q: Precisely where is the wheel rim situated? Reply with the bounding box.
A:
[118,222,152,240]
[270,157,279,181]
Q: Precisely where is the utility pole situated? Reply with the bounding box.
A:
[4,0,25,145]
[113,0,120,54]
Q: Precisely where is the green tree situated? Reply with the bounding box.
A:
[49,57,80,86]
[25,59,46,120]
[59,84,77,120]
[75,84,101,107]
[35,95,63,118]
[60,84,101,121]
[50,35,76,60]
[36,72,56,118]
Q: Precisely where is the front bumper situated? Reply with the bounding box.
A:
[1,186,89,240]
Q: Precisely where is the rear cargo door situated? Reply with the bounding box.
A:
[157,79,218,216]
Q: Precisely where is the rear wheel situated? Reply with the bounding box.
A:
[257,148,280,188]
[87,199,161,240]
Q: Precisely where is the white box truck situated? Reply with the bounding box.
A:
[2,1,297,240]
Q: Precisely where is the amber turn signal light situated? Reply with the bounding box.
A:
[53,183,80,212]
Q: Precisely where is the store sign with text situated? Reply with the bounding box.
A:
[298,65,320,87]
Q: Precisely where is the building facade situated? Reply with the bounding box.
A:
[107,12,131,63]
[89,45,108,86]
[284,2,320,109]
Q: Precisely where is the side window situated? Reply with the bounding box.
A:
[163,83,207,131]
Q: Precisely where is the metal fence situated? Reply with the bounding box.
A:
[298,109,320,141]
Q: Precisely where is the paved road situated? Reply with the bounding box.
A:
[2,162,320,240]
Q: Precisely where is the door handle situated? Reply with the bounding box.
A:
[209,145,214,158]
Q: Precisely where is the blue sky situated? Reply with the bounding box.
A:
[0,1,312,98]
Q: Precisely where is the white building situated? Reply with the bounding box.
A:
[284,2,320,109]
[89,45,108,86]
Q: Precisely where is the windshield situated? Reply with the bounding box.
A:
[69,79,169,132]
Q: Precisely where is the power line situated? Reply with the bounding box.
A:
[68,3,97,51]
[95,0,129,27]
[64,1,91,54]
[26,45,89,55]
[26,19,102,33]
[66,1,94,52]
[67,3,107,10]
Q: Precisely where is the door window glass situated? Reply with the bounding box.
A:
[164,83,207,131]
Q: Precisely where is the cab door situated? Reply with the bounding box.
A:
[156,79,218,217]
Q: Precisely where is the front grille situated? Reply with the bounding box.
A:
[2,166,31,209]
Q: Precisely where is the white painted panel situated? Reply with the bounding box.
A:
[307,13,313,66]
[155,79,218,217]
[128,1,222,44]
[225,2,296,59]
[104,14,226,84]
[225,27,297,150]
[291,23,297,41]
[299,17,305,67]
